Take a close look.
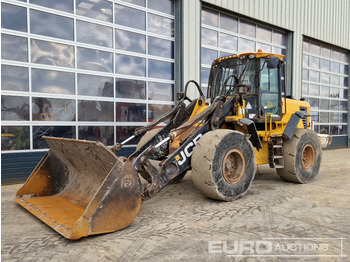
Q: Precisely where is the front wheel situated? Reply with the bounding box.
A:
[277,129,322,183]
[191,130,256,201]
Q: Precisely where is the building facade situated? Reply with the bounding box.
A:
[1,0,349,183]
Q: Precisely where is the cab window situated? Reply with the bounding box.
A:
[260,61,279,116]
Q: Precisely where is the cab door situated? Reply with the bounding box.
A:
[258,58,282,119]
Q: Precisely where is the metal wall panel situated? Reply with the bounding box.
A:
[183,0,202,86]
[202,0,350,48]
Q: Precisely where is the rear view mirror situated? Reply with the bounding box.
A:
[267,56,280,69]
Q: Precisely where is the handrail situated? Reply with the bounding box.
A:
[264,113,273,138]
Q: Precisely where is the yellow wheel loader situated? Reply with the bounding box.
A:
[16,51,325,239]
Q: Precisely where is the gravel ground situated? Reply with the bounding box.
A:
[2,148,350,262]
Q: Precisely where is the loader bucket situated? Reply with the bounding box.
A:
[15,137,142,240]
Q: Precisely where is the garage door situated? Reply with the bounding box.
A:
[200,7,287,93]
[1,0,176,183]
[302,39,349,147]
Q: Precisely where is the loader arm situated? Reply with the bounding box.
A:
[133,96,244,200]
[128,98,218,199]
[128,99,200,160]
[113,79,204,152]
[112,99,194,152]
[134,121,211,200]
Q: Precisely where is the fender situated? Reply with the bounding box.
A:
[283,111,310,140]
[239,118,262,150]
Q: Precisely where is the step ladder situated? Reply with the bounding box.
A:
[268,138,284,168]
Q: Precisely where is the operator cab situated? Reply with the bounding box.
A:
[207,52,284,122]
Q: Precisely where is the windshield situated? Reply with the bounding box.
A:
[208,58,257,98]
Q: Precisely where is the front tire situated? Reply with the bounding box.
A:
[191,130,256,201]
[277,129,322,183]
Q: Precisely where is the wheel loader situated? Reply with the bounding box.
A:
[15,51,324,240]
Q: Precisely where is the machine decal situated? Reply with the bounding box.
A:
[176,133,203,165]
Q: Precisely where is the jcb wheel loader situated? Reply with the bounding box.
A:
[16,51,324,239]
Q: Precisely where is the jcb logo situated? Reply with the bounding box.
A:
[175,134,202,166]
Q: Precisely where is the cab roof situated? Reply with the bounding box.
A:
[214,51,284,63]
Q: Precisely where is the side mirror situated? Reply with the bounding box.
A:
[267,56,280,69]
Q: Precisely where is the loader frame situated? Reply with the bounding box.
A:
[15,51,324,240]
[129,94,262,200]
[125,53,313,201]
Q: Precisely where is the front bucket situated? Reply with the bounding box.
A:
[15,137,142,240]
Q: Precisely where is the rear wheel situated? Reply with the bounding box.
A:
[277,129,322,183]
[192,130,256,201]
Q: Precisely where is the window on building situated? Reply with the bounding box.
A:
[302,39,349,139]
[200,7,287,96]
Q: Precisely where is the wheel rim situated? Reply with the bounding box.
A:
[301,143,316,171]
[222,149,245,184]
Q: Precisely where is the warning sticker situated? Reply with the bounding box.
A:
[246,102,252,110]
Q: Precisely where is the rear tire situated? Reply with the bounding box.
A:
[277,129,321,183]
[192,130,256,201]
